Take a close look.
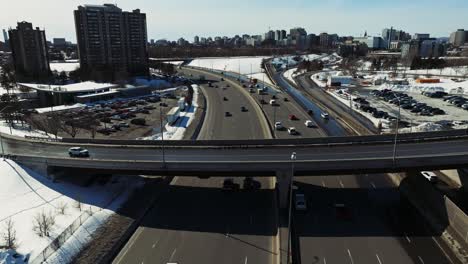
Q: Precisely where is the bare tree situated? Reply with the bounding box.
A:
[33,210,56,237]
[2,218,17,249]
[56,201,68,215]
[60,118,81,138]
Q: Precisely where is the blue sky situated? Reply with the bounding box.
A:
[1,0,467,42]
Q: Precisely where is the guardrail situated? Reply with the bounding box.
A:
[24,135,62,142]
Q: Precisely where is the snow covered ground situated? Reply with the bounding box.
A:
[35,104,87,114]
[49,63,80,73]
[246,73,274,86]
[0,121,55,139]
[140,84,200,141]
[283,68,299,85]
[0,159,142,263]
[379,78,468,96]
[188,56,269,75]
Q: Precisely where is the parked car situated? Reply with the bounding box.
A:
[131,118,146,126]
[68,147,89,158]
[421,171,438,182]
[119,122,130,128]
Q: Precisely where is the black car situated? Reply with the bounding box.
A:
[241,106,248,112]
[223,179,240,191]
[401,104,413,110]
[225,111,231,117]
[223,97,228,101]
[243,177,260,190]
[431,109,445,115]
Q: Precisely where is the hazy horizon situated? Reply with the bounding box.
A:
[1,0,467,42]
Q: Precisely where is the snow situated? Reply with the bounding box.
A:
[379,78,468,96]
[0,159,142,263]
[400,122,444,133]
[139,84,200,141]
[283,68,299,85]
[0,121,55,139]
[246,73,274,86]
[35,104,87,114]
[18,82,116,93]
[188,56,269,75]
[49,63,80,73]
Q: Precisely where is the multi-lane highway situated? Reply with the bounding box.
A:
[113,68,278,264]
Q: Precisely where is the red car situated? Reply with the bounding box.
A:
[288,114,298,120]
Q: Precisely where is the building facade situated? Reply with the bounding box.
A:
[449,29,467,47]
[8,22,50,80]
[74,4,148,80]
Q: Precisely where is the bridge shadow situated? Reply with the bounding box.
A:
[138,179,278,237]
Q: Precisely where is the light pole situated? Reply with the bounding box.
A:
[287,152,297,264]
[273,105,277,138]
[159,103,166,168]
[392,94,401,166]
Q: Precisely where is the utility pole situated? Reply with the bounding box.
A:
[160,103,166,168]
[287,152,297,264]
[392,94,401,167]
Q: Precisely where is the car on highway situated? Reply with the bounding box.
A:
[288,114,298,120]
[334,203,352,221]
[243,177,260,190]
[260,99,267,104]
[305,120,316,128]
[295,193,307,211]
[249,88,255,93]
[275,122,284,130]
[241,106,248,112]
[223,97,228,101]
[223,178,239,191]
[288,127,298,135]
[421,171,438,182]
[225,111,231,117]
[270,99,277,106]
[283,97,289,102]
[307,109,314,115]
[68,147,90,158]
[321,112,329,119]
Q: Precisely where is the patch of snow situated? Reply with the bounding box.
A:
[0,121,54,139]
[400,122,444,133]
[49,63,80,73]
[35,104,87,114]
[188,56,269,75]
[18,82,116,93]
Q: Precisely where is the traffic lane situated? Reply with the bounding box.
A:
[246,88,325,139]
[4,137,468,161]
[114,176,277,264]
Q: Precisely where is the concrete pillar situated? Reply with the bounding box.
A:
[457,169,468,193]
[276,170,293,209]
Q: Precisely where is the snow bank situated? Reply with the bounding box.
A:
[400,122,444,133]
[49,63,80,73]
[0,159,141,263]
[188,57,269,75]
[379,78,468,95]
[35,104,86,114]
[0,121,54,139]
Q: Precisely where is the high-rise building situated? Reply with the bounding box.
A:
[401,41,420,62]
[449,29,468,47]
[194,36,200,44]
[74,4,148,80]
[53,38,67,47]
[413,33,430,41]
[2,29,8,46]
[8,22,50,80]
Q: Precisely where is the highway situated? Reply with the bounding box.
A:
[113,68,278,263]
[270,66,461,264]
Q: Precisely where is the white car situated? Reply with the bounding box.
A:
[321,112,329,119]
[421,171,438,182]
[295,193,307,211]
[305,120,316,128]
[270,99,277,106]
[288,127,298,135]
[68,147,90,158]
[275,122,284,130]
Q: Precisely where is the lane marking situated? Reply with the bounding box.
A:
[244,256,248,264]
[371,182,376,189]
[324,258,327,264]
[152,238,160,249]
[339,180,345,188]
[431,237,455,264]
[321,180,326,187]
[170,248,177,261]
[347,249,354,264]
[405,234,411,243]
[376,254,383,264]
[418,256,424,264]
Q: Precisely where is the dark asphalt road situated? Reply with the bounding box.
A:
[113,68,278,264]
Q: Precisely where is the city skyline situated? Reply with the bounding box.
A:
[0,0,467,42]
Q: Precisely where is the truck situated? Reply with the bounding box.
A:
[166,107,180,125]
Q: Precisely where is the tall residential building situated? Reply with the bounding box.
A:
[8,22,50,80]
[449,29,468,47]
[194,36,200,44]
[2,29,8,46]
[74,4,148,80]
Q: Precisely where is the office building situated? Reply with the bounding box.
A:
[194,36,199,44]
[74,4,148,80]
[290,27,307,48]
[413,33,430,41]
[53,38,67,47]
[2,29,8,47]
[355,36,386,50]
[449,29,468,47]
[419,40,445,58]
[401,41,420,62]
[8,22,50,80]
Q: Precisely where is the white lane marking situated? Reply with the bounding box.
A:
[152,238,160,249]
[405,234,411,243]
[322,180,326,187]
[347,249,354,264]
[371,182,376,189]
[170,248,177,261]
[339,180,345,188]
[324,257,327,264]
[432,237,455,264]
[376,254,383,264]
[244,256,248,264]
[172,176,179,184]
[113,228,144,263]
[418,256,425,264]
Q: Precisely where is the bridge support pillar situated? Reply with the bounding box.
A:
[276,170,293,210]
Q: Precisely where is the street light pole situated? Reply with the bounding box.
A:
[392,94,401,166]
[287,152,297,264]
[273,105,277,138]
[159,104,166,168]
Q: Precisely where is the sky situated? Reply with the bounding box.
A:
[1,0,467,42]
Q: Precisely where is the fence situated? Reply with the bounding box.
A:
[29,184,126,264]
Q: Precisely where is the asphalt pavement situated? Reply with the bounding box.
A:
[112,68,278,264]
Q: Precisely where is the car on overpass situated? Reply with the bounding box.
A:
[68,147,90,158]
[222,178,239,191]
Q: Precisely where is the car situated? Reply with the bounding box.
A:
[242,84,247,88]
[295,193,307,211]
[334,203,352,221]
[223,178,239,191]
[275,122,284,130]
[243,177,260,190]
[249,88,255,93]
[283,97,289,102]
[119,122,130,128]
[462,104,468,110]
[305,120,316,128]
[288,127,298,135]
[223,97,228,101]
[68,147,89,158]
[225,111,231,117]
[259,99,267,104]
[241,106,248,112]
[288,114,298,120]
[421,171,438,182]
[307,109,313,115]
[321,112,329,119]
[220,78,225,81]
[270,100,277,106]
